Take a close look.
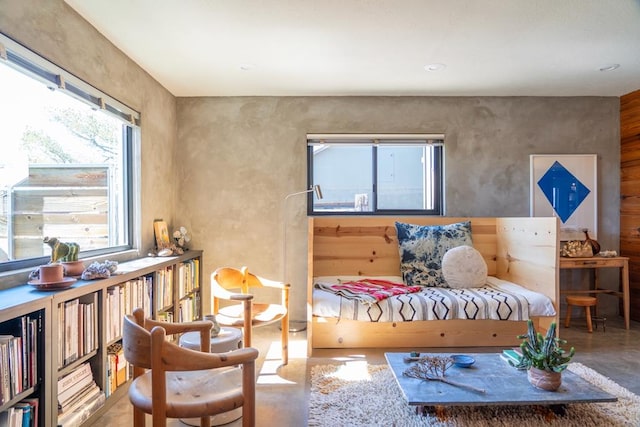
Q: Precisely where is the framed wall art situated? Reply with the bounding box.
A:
[530,154,597,241]
[153,219,171,249]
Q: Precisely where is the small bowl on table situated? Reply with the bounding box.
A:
[451,354,475,368]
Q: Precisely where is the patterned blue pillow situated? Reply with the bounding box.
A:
[395,221,473,287]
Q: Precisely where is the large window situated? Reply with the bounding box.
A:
[307,134,444,215]
[0,34,139,271]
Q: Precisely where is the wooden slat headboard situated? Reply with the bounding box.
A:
[308,217,498,277]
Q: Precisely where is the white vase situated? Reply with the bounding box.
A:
[203,314,221,337]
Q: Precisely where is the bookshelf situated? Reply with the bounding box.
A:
[0,250,202,426]
[0,287,49,427]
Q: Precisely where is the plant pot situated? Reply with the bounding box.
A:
[62,260,85,277]
[527,367,562,391]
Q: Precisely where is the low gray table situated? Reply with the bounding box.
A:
[385,352,616,414]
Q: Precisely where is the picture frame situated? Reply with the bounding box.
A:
[153,219,171,249]
[530,154,597,241]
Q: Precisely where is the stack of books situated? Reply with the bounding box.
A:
[0,315,40,404]
[57,363,105,427]
[105,343,129,397]
[500,347,525,369]
[0,397,38,427]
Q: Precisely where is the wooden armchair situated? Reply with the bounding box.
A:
[122,308,259,427]
[211,266,290,365]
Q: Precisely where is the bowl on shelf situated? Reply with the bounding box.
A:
[451,354,475,368]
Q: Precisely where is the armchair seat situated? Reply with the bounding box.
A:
[129,367,242,418]
[217,303,287,326]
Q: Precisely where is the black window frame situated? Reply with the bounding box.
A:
[307,135,444,216]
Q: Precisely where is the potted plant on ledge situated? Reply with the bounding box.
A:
[512,320,575,391]
[44,237,84,277]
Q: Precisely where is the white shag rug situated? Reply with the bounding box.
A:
[308,363,640,427]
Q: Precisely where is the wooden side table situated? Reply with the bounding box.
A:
[559,256,630,330]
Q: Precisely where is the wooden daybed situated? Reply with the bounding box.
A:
[306,216,560,353]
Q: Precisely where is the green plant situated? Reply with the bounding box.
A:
[43,237,80,262]
[513,320,575,373]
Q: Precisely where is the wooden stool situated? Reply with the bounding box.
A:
[565,295,597,333]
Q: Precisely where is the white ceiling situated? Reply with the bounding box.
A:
[64,0,640,97]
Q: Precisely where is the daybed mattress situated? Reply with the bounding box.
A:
[312,276,556,322]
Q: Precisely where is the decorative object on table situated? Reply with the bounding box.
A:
[173,226,191,253]
[43,236,80,262]
[560,228,600,257]
[582,229,600,255]
[599,250,617,257]
[203,314,221,338]
[156,248,174,257]
[561,239,594,257]
[81,260,118,280]
[28,263,76,290]
[450,354,475,368]
[530,154,597,242]
[512,320,575,391]
[153,219,171,250]
[61,260,85,277]
[403,355,485,393]
[42,236,85,276]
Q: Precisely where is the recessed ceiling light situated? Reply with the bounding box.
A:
[424,63,446,72]
[599,64,620,72]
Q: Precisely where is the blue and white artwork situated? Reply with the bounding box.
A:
[537,161,590,223]
[530,155,597,241]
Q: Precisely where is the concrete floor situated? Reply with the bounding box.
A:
[91,316,640,426]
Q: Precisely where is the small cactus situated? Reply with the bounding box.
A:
[512,320,575,373]
[43,237,80,262]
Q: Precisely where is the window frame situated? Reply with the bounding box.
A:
[307,134,444,216]
[0,33,140,273]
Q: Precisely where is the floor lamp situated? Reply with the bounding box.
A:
[283,185,323,332]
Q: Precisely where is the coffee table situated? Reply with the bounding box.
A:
[385,352,617,415]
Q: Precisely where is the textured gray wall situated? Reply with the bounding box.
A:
[176,97,620,319]
[1,1,622,320]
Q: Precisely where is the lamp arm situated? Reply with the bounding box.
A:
[284,188,315,201]
[282,184,322,333]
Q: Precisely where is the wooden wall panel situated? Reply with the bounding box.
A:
[620,89,640,321]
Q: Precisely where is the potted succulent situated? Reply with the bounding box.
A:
[43,237,84,276]
[512,320,575,391]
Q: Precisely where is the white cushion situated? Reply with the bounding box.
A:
[441,245,487,289]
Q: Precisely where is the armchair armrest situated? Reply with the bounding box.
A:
[152,326,259,370]
[144,317,212,336]
[248,274,290,290]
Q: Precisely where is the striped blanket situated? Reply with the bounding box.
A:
[313,278,423,304]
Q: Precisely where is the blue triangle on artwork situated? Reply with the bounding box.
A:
[537,161,590,223]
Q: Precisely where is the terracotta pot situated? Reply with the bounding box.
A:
[527,367,562,391]
[62,260,85,277]
[39,264,64,283]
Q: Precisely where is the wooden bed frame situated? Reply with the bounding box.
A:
[307,216,560,353]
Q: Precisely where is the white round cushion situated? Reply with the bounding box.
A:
[441,245,488,289]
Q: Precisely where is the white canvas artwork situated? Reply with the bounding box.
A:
[530,154,597,241]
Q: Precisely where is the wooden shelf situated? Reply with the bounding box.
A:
[0,250,203,426]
